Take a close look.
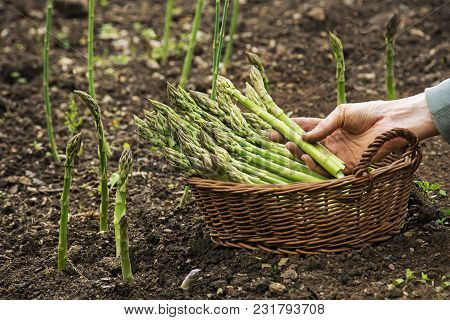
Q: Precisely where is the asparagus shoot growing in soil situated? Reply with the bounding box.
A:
[180,269,201,290]
[385,14,398,100]
[74,90,109,232]
[161,0,174,66]
[43,0,59,162]
[179,0,204,88]
[211,0,230,100]
[88,0,96,99]
[119,216,133,283]
[329,32,346,105]
[246,52,270,93]
[179,185,190,207]
[223,0,239,68]
[57,131,83,271]
[114,147,133,257]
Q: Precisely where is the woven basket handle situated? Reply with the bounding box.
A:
[352,128,420,177]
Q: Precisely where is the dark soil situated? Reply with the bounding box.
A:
[0,0,449,299]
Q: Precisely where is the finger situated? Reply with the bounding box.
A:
[372,138,407,163]
[290,117,322,132]
[267,130,286,143]
[286,141,304,160]
[302,105,345,142]
[301,154,332,178]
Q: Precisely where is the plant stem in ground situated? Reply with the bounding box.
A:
[88,0,96,99]
[385,14,397,100]
[179,185,190,207]
[43,0,59,162]
[161,0,174,66]
[74,90,109,231]
[211,0,230,100]
[114,147,132,257]
[223,0,239,68]
[119,216,133,283]
[57,132,83,270]
[329,32,346,105]
[179,0,204,88]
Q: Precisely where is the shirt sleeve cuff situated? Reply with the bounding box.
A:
[425,79,450,144]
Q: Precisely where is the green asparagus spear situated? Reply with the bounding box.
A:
[114,147,133,257]
[57,131,83,270]
[74,90,109,231]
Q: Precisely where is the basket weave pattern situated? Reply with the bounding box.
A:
[189,128,422,254]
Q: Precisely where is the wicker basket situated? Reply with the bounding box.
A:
[188,128,422,254]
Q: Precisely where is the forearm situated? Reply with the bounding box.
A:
[383,92,439,141]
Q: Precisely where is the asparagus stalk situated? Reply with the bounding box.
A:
[329,32,346,105]
[246,52,269,93]
[57,131,83,270]
[163,147,197,175]
[248,69,345,170]
[210,128,325,182]
[223,0,239,68]
[211,0,230,100]
[114,147,133,257]
[385,14,398,100]
[88,0,96,99]
[189,88,297,160]
[179,185,190,207]
[218,76,344,178]
[161,0,174,66]
[43,0,60,162]
[74,90,109,231]
[119,216,133,283]
[243,112,272,131]
[212,0,220,87]
[179,0,204,88]
[198,130,292,184]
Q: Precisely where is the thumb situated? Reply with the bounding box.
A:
[302,105,345,142]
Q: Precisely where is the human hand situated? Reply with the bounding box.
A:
[268,93,438,175]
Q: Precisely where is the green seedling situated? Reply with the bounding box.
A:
[329,31,346,105]
[179,0,204,88]
[385,14,398,100]
[74,90,109,232]
[43,0,59,162]
[57,132,83,270]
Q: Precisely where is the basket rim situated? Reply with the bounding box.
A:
[188,153,415,193]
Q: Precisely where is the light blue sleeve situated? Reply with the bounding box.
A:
[425,79,450,143]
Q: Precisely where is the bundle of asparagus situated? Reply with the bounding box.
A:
[135,66,346,184]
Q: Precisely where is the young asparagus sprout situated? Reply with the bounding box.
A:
[88,0,95,99]
[179,0,204,88]
[179,185,190,207]
[385,14,398,100]
[57,131,83,270]
[211,0,230,100]
[246,52,270,93]
[114,147,133,257]
[119,216,133,283]
[223,0,240,68]
[74,90,109,231]
[329,32,346,105]
[180,269,201,290]
[161,0,174,66]
[43,0,60,162]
